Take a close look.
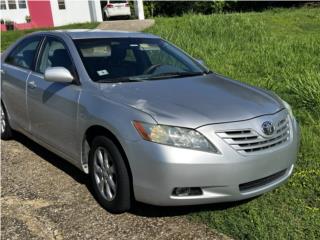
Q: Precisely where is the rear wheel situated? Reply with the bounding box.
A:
[1,103,12,140]
[89,136,131,213]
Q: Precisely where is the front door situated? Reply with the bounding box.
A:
[27,36,81,161]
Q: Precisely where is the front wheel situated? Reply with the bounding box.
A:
[1,103,12,140]
[89,136,131,213]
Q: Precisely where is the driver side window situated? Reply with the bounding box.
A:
[37,38,74,75]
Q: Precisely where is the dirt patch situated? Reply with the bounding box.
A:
[1,134,230,239]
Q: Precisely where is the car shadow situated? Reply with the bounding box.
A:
[130,197,256,218]
[10,131,89,186]
[8,131,257,217]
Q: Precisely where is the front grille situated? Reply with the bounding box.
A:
[216,115,290,154]
[239,169,287,192]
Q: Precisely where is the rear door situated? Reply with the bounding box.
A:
[1,36,43,131]
[27,36,81,161]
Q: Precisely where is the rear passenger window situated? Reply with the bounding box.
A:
[5,37,42,70]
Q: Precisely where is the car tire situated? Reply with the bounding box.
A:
[1,102,13,140]
[89,136,131,213]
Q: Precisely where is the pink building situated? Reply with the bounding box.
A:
[0,0,103,31]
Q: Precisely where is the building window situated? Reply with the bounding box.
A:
[8,0,17,9]
[18,0,26,9]
[0,0,6,9]
[58,0,65,10]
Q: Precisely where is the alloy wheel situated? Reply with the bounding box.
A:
[1,107,5,135]
[93,147,117,201]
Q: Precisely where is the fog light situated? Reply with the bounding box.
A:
[172,187,202,197]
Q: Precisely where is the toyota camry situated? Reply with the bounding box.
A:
[0,30,300,213]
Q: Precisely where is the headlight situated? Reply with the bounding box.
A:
[282,99,294,118]
[133,121,219,153]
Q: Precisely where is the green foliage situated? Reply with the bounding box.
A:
[1,22,98,52]
[144,1,157,18]
[143,1,307,17]
[146,7,320,239]
[143,1,232,17]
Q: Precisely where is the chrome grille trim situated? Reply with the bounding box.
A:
[216,115,290,154]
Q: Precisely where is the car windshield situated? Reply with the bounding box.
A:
[74,38,209,82]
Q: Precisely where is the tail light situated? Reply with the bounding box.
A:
[125,3,129,7]
[106,4,113,8]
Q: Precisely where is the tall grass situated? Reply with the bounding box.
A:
[147,7,320,239]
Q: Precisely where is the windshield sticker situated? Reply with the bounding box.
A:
[139,44,160,51]
[97,70,109,76]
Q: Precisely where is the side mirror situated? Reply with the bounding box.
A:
[44,67,74,83]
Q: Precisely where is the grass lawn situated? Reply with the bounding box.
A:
[0,22,98,52]
[146,7,320,239]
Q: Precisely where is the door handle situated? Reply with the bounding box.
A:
[0,69,5,74]
[28,81,37,89]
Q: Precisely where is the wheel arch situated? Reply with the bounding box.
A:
[81,125,134,199]
[82,125,134,199]
[82,125,128,171]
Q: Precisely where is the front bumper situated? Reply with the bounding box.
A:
[124,111,300,206]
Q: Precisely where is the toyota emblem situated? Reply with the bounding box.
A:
[262,121,275,136]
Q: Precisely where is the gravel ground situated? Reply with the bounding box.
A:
[1,133,231,240]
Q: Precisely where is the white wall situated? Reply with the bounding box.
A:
[134,0,144,20]
[50,0,102,27]
[0,1,30,24]
[91,0,103,22]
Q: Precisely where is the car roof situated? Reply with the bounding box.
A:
[34,29,160,40]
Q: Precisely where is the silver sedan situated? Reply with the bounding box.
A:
[0,30,300,213]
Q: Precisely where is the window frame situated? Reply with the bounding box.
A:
[18,0,27,9]
[4,35,44,71]
[58,0,65,10]
[8,0,16,9]
[0,0,7,10]
[35,35,80,85]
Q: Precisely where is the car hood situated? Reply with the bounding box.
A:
[99,73,283,129]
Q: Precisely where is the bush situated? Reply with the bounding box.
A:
[144,1,231,17]
[143,1,309,18]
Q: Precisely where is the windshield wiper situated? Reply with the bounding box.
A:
[146,71,206,80]
[96,71,211,83]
